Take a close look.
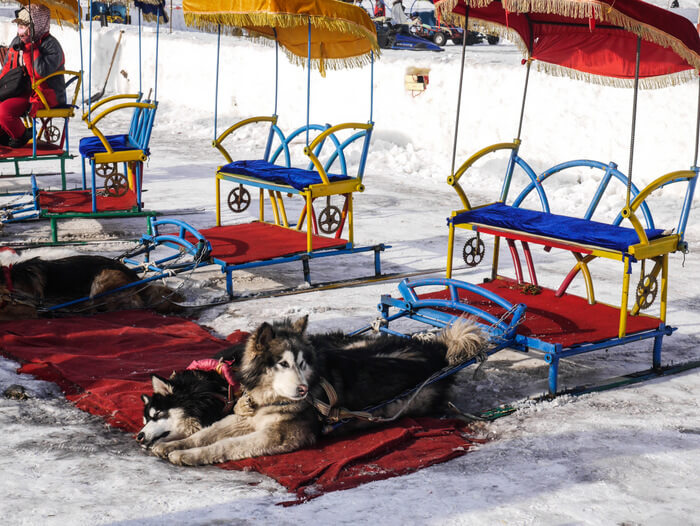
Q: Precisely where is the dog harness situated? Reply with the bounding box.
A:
[186,358,242,414]
[309,378,375,431]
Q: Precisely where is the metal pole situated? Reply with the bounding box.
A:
[306,17,311,146]
[214,25,221,140]
[693,77,700,167]
[154,7,160,101]
[450,8,469,177]
[274,29,279,115]
[626,36,641,208]
[370,50,374,122]
[516,60,532,141]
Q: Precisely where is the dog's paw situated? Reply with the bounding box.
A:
[168,449,203,466]
[151,442,176,459]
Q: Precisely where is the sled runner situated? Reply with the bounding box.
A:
[0,0,82,191]
[395,0,700,393]
[125,0,386,295]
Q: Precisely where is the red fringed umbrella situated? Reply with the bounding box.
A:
[437,0,700,88]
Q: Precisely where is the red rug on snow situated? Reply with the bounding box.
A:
[38,189,138,213]
[0,311,483,503]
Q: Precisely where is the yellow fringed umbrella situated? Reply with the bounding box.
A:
[183,0,379,75]
[10,0,82,28]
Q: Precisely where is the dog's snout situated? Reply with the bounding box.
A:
[297,384,308,397]
[136,432,145,443]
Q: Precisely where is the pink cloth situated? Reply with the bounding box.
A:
[0,96,29,138]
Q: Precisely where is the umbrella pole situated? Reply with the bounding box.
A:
[274,30,279,116]
[214,25,221,141]
[693,76,700,167]
[516,59,532,141]
[626,36,641,209]
[306,17,312,146]
[139,9,142,94]
[450,9,469,178]
[370,50,374,123]
[79,16,85,112]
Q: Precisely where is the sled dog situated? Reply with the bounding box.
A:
[149,315,487,466]
[0,255,183,320]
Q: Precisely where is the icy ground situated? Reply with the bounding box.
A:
[1,4,700,524]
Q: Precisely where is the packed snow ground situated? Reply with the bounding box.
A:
[1,4,700,524]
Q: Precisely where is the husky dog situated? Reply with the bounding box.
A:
[149,315,487,466]
[0,255,183,320]
[137,370,233,448]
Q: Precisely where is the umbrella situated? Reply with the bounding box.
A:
[182,0,379,75]
[436,0,700,88]
[10,0,81,27]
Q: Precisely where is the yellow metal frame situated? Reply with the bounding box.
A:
[33,70,83,119]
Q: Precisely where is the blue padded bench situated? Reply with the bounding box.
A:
[219,159,352,191]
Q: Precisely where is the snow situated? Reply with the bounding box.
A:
[2,3,700,524]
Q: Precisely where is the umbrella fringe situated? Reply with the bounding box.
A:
[538,62,698,89]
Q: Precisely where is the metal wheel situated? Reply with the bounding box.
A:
[96,163,117,178]
[318,204,342,234]
[227,185,251,213]
[462,236,485,267]
[104,172,128,197]
[43,124,61,144]
[636,274,658,310]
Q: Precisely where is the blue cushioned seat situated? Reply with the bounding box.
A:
[79,134,149,158]
[451,202,666,253]
[219,159,352,191]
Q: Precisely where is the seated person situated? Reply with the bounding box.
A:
[0,4,66,148]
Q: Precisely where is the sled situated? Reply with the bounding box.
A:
[126,0,386,295]
[394,0,700,393]
[0,0,83,191]
[1,1,168,242]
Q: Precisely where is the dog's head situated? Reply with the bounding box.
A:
[137,370,229,448]
[239,315,317,401]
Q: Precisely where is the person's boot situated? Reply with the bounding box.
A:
[8,127,32,148]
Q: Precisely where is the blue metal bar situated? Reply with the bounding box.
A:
[88,2,93,121]
[154,8,160,101]
[677,170,697,243]
[369,51,374,122]
[78,14,85,112]
[214,25,221,141]
[274,29,279,116]
[139,9,142,94]
[306,17,311,146]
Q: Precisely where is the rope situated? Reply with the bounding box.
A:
[516,59,532,141]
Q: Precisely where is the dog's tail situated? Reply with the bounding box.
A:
[436,318,488,366]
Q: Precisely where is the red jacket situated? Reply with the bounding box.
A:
[0,34,66,114]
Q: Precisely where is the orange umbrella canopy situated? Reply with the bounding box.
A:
[183,0,379,75]
[11,0,81,27]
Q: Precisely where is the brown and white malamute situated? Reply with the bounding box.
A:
[149,315,486,466]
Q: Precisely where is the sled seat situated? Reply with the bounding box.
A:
[79,133,151,158]
[214,116,373,253]
[219,159,351,190]
[451,202,667,256]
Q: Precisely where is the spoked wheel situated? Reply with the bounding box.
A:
[227,184,251,213]
[104,172,129,197]
[96,163,118,178]
[636,274,658,310]
[43,124,61,144]
[318,197,342,234]
[462,235,485,267]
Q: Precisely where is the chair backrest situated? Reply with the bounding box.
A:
[128,96,158,151]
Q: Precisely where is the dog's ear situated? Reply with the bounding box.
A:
[151,374,173,395]
[292,315,309,334]
[251,322,274,353]
[141,394,151,405]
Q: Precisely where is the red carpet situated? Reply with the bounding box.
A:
[0,312,482,502]
[38,189,138,214]
[0,143,64,158]
[190,223,348,264]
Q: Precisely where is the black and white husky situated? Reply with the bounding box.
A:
[148,315,487,466]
